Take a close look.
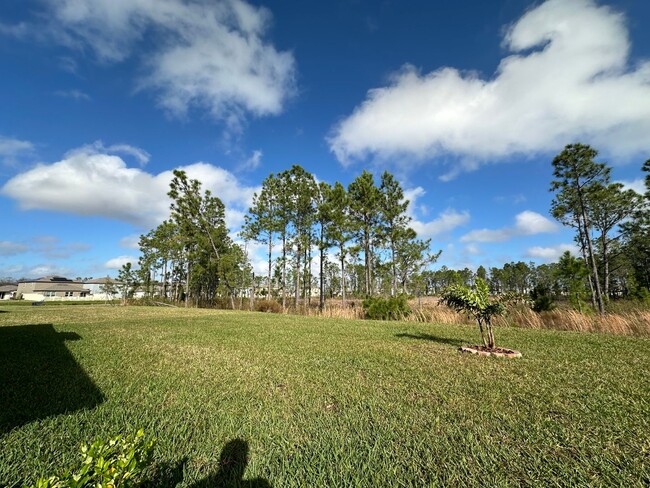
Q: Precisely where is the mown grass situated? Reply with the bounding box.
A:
[1,304,648,486]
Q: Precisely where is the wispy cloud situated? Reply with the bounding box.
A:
[0,135,34,165]
[0,241,28,256]
[54,89,91,101]
[6,0,296,132]
[238,149,263,172]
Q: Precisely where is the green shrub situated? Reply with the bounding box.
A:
[255,299,283,313]
[28,430,155,488]
[362,295,411,320]
[530,285,556,312]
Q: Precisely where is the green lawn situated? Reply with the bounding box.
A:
[1,305,648,487]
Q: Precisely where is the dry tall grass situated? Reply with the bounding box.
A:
[292,297,650,337]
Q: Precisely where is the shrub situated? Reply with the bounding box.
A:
[255,299,283,313]
[29,430,155,488]
[362,295,411,320]
[530,285,556,312]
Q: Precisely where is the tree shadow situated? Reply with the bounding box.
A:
[395,332,464,347]
[189,439,271,488]
[0,324,105,435]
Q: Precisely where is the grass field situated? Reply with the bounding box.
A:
[1,304,648,486]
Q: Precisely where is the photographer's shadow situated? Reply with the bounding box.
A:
[189,439,271,488]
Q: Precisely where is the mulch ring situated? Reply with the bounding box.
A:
[459,345,522,358]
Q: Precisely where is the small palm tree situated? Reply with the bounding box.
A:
[439,278,504,349]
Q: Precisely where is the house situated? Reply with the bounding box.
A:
[80,277,119,300]
[16,276,90,301]
[0,284,17,300]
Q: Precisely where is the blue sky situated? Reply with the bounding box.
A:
[1,0,649,279]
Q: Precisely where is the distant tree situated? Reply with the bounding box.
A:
[242,174,280,300]
[325,182,352,304]
[621,160,650,293]
[556,251,590,312]
[550,143,610,314]
[117,263,138,305]
[99,277,118,303]
[379,171,411,296]
[348,171,381,297]
[589,183,642,298]
[314,181,334,311]
[476,265,487,282]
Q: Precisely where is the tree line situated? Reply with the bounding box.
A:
[133,144,649,313]
[135,167,439,308]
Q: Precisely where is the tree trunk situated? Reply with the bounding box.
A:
[486,319,495,349]
[295,241,301,307]
[185,259,190,308]
[580,203,605,315]
[391,241,396,297]
[340,245,346,306]
[577,217,597,310]
[282,234,287,309]
[364,228,371,297]
[477,319,488,348]
[267,232,273,299]
[601,231,610,300]
[319,237,325,312]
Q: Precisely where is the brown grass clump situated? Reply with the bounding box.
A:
[255,299,283,313]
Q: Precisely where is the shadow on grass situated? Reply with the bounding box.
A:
[395,332,464,347]
[0,324,105,435]
[144,439,271,487]
[189,439,271,488]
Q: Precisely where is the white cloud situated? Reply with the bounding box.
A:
[461,210,557,242]
[617,178,646,195]
[1,143,258,230]
[411,208,471,238]
[0,136,34,165]
[403,186,469,238]
[0,241,28,256]
[54,89,91,101]
[329,0,650,173]
[18,0,295,129]
[526,243,579,262]
[105,256,138,270]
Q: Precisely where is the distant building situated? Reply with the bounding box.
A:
[16,276,90,301]
[80,277,119,300]
[0,284,17,300]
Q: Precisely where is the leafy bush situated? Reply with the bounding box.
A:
[29,430,155,488]
[362,295,411,320]
[255,299,283,313]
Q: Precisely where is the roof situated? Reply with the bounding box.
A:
[30,283,90,292]
[0,285,17,292]
[19,275,74,284]
[82,277,118,284]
